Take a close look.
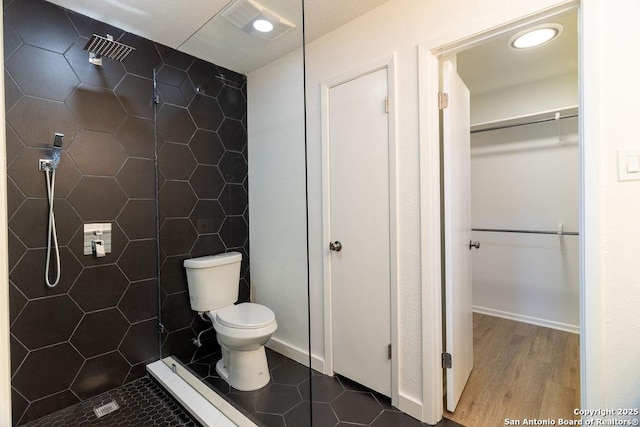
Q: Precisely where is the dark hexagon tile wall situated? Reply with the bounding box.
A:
[5,0,77,54]
[116,116,155,159]
[9,198,80,248]
[189,129,224,164]
[4,0,248,425]
[7,97,79,149]
[70,309,130,358]
[114,74,155,119]
[70,265,130,312]
[158,57,248,369]
[12,296,83,350]
[190,164,226,199]
[159,181,197,218]
[67,177,128,221]
[66,84,127,133]
[12,343,84,401]
[6,45,78,102]
[5,126,24,167]
[70,351,131,399]
[158,142,197,180]
[67,130,127,176]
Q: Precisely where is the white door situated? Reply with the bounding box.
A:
[442,60,474,411]
[328,67,391,396]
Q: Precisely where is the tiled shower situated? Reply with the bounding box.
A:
[4,0,248,424]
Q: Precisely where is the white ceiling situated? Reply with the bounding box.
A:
[46,0,390,74]
[178,0,304,74]
[457,11,578,95]
[45,1,575,88]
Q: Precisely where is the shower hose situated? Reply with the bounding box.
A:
[45,156,61,288]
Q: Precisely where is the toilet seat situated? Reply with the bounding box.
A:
[216,303,275,329]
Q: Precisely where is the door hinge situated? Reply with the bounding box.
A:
[442,352,452,369]
[384,96,389,113]
[438,92,449,110]
[388,344,392,360]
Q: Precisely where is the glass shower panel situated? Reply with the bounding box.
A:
[156,0,309,425]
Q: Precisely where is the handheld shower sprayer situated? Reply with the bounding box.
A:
[53,132,63,148]
[51,132,63,170]
[43,133,64,288]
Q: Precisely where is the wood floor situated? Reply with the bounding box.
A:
[445,313,580,427]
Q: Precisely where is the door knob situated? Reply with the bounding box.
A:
[469,240,480,250]
[329,241,343,252]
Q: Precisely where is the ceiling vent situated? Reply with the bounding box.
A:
[221,0,295,41]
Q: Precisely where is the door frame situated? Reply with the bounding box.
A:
[320,54,399,406]
[418,1,584,423]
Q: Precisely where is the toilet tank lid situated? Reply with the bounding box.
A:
[184,252,242,268]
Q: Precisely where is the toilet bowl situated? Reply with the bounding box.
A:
[183,252,278,391]
[207,303,277,391]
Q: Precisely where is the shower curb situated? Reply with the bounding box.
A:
[147,358,256,427]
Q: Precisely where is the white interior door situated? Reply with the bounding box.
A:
[442,60,474,411]
[328,67,391,396]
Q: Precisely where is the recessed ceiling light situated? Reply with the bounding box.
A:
[253,19,274,33]
[509,23,563,49]
[222,0,295,41]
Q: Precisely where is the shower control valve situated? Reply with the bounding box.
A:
[84,223,112,256]
[92,239,106,258]
[38,159,53,171]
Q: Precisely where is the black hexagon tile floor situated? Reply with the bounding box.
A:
[20,377,197,427]
[188,349,464,427]
[21,349,464,427]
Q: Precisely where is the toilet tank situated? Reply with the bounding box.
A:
[183,252,242,312]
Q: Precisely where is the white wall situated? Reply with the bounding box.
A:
[470,118,580,331]
[246,50,309,364]
[468,69,579,331]
[471,71,578,124]
[582,0,640,411]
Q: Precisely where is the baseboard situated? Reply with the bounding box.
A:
[398,393,424,422]
[473,306,579,334]
[147,358,256,427]
[309,352,325,373]
[266,337,325,372]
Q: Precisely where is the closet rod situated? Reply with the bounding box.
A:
[470,113,578,134]
[472,228,579,236]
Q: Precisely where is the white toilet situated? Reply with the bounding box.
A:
[183,252,277,391]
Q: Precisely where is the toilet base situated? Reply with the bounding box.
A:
[215,346,270,391]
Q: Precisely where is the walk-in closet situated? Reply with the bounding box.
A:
[446,10,580,426]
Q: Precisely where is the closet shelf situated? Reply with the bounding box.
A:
[470,106,578,134]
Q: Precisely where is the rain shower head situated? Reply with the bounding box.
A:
[83,34,135,66]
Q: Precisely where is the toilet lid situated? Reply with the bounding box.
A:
[216,303,275,329]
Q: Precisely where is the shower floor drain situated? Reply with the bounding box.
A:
[93,400,120,418]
